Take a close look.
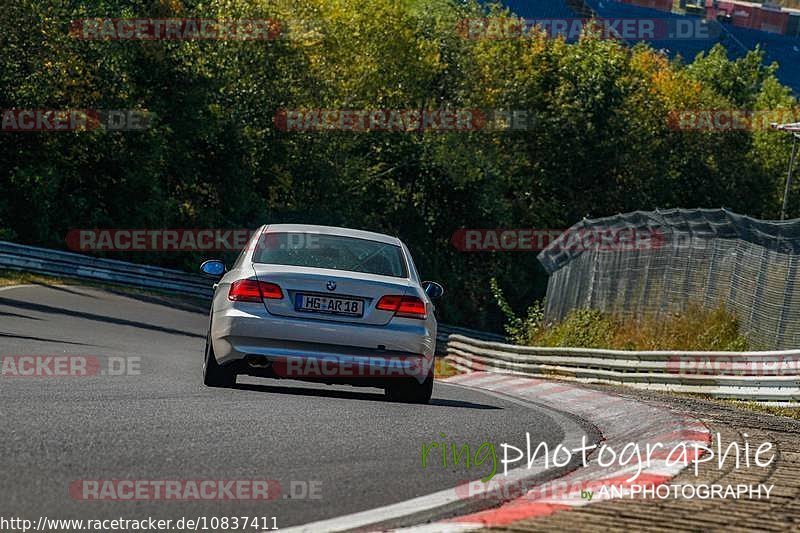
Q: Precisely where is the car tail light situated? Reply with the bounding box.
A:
[376,295,427,319]
[258,281,283,299]
[228,280,283,302]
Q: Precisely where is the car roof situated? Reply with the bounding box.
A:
[262,224,402,246]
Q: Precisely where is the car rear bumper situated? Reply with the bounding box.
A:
[210,303,436,377]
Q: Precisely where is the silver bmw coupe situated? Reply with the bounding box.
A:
[199,224,443,403]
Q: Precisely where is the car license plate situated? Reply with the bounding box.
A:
[295,293,364,317]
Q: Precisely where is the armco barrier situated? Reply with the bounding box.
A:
[0,241,214,298]
[435,324,505,355]
[446,334,800,404]
[0,241,503,352]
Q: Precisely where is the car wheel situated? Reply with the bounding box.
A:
[384,371,433,404]
[203,330,236,388]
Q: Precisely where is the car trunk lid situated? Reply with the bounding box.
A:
[251,264,412,326]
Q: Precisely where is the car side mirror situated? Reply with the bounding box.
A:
[422,281,444,300]
[200,259,226,278]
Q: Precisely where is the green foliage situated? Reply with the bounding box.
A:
[536,308,618,349]
[514,304,749,351]
[686,46,776,108]
[490,278,544,344]
[0,0,798,330]
[621,304,750,352]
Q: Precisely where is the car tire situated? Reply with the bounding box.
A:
[203,330,236,388]
[384,371,433,404]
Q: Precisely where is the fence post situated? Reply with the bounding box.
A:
[681,234,695,308]
[776,255,797,349]
[638,244,655,317]
[728,240,743,308]
[587,250,599,308]
[747,247,770,337]
[659,237,682,316]
[703,240,718,308]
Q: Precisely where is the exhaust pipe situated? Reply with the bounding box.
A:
[247,357,272,369]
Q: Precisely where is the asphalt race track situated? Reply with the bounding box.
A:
[0,284,589,528]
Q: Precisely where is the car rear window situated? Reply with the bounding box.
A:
[253,232,408,278]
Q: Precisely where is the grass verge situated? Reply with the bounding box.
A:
[434,358,460,379]
[712,398,800,421]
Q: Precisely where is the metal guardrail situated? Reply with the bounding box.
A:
[0,241,504,350]
[435,325,505,355]
[0,241,214,298]
[446,334,800,404]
